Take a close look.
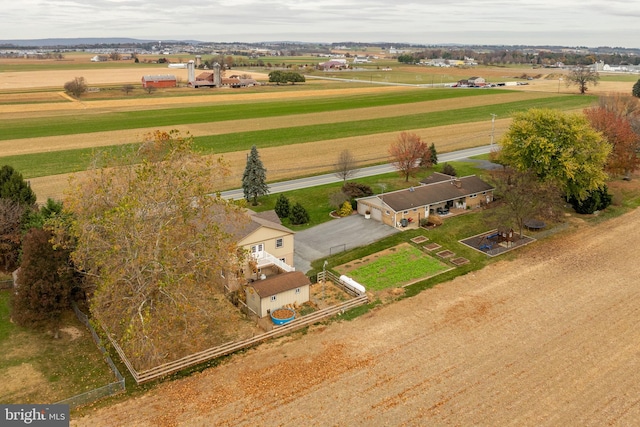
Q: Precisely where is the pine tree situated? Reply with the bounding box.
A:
[632,79,640,98]
[429,143,439,165]
[274,194,290,219]
[289,203,309,225]
[242,145,269,206]
[0,165,36,206]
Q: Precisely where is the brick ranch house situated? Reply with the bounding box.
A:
[141,74,177,88]
[356,172,495,228]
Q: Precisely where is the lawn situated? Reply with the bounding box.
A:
[0,290,118,404]
[336,243,451,291]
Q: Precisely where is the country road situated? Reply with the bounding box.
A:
[221,144,494,199]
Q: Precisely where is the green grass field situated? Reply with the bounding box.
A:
[340,244,451,291]
[0,291,117,404]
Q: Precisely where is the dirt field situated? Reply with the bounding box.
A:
[71,207,640,426]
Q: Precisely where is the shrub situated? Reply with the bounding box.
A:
[342,182,373,198]
[63,77,87,98]
[274,194,291,218]
[329,191,350,209]
[337,201,353,217]
[442,163,457,176]
[289,202,309,225]
[569,185,612,214]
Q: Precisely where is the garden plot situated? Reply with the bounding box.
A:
[334,242,452,290]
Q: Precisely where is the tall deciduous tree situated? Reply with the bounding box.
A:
[486,168,562,238]
[242,145,269,206]
[63,77,87,98]
[566,65,599,94]
[11,228,74,337]
[63,130,249,369]
[584,106,640,179]
[498,108,610,201]
[389,132,431,182]
[334,149,357,182]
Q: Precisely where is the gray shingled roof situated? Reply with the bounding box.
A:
[380,175,494,212]
[250,271,311,298]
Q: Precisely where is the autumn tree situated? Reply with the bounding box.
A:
[584,106,640,179]
[242,145,269,206]
[334,149,357,182]
[498,108,610,201]
[389,132,431,182]
[486,168,562,238]
[11,228,75,338]
[63,130,249,369]
[566,65,599,94]
[63,77,87,98]
[122,84,134,95]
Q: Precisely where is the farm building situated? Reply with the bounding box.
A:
[141,74,177,88]
[245,271,311,318]
[356,173,494,228]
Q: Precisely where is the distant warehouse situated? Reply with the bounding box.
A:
[141,74,177,89]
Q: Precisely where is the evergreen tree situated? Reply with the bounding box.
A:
[289,202,309,225]
[632,79,640,98]
[242,145,269,206]
[0,165,36,206]
[274,194,291,219]
[429,143,439,165]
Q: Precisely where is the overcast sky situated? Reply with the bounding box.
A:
[3,0,639,48]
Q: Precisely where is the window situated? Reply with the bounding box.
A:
[385,210,390,215]
[270,295,277,302]
[470,194,477,198]
[295,288,301,294]
[276,238,283,248]
[404,210,408,214]
[280,258,286,264]
[251,243,264,254]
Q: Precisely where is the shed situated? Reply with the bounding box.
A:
[245,271,310,318]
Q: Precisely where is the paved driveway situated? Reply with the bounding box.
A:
[294,215,399,273]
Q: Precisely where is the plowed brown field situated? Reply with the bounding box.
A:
[71,207,640,426]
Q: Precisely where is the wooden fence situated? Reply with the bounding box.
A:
[105,292,368,384]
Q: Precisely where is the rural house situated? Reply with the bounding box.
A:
[141,74,177,88]
[231,210,295,287]
[356,173,494,228]
[245,271,311,318]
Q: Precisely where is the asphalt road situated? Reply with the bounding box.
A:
[221,144,494,200]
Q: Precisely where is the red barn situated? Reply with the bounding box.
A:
[141,74,177,88]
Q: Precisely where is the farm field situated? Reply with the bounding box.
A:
[0,59,634,205]
[71,203,640,426]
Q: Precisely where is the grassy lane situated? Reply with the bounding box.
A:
[0,89,508,140]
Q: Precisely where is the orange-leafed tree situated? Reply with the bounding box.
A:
[63,130,249,370]
[584,106,640,179]
[389,132,431,182]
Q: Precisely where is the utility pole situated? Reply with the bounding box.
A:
[490,114,497,146]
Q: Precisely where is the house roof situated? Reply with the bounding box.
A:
[374,174,494,212]
[250,271,311,298]
[142,75,176,81]
[234,209,293,241]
